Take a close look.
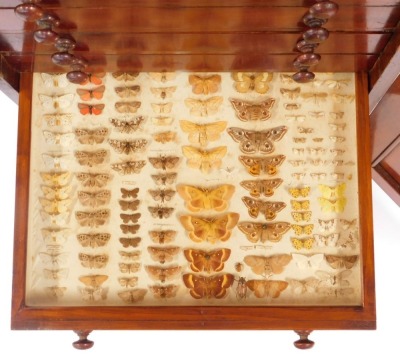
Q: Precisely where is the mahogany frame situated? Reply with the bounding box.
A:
[11,72,376,334]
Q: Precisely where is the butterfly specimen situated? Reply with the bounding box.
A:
[179,212,239,243]
[108,138,148,154]
[115,101,141,113]
[41,185,71,200]
[290,200,310,211]
[184,96,223,116]
[182,146,227,174]
[284,103,301,110]
[41,227,70,244]
[148,188,176,203]
[318,197,347,213]
[78,103,105,115]
[280,87,300,100]
[291,224,314,236]
[43,113,73,127]
[42,153,70,169]
[39,198,71,213]
[119,262,141,274]
[115,85,141,98]
[148,155,180,170]
[39,94,74,110]
[230,98,275,121]
[329,136,346,143]
[314,233,341,247]
[285,114,306,123]
[119,251,141,261]
[75,209,110,227]
[147,246,181,264]
[119,237,141,248]
[43,268,69,280]
[325,255,359,269]
[75,172,111,188]
[291,237,315,250]
[189,74,221,94]
[39,252,68,266]
[80,72,105,85]
[315,78,350,89]
[76,233,111,248]
[151,172,177,186]
[289,160,306,167]
[291,253,324,269]
[40,210,69,225]
[184,248,231,273]
[330,149,346,156]
[42,131,74,146]
[121,187,139,199]
[238,221,291,243]
[292,148,305,155]
[80,287,108,302]
[244,254,292,276]
[288,186,310,198]
[329,123,346,131]
[287,278,320,295]
[78,275,109,288]
[118,277,138,288]
[319,183,346,199]
[176,184,234,212]
[227,126,287,154]
[109,116,145,133]
[111,160,146,175]
[308,111,325,119]
[118,289,147,304]
[148,205,174,219]
[301,92,328,105]
[151,116,174,126]
[179,120,227,147]
[151,102,173,114]
[239,155,286,176]
[293,137,306,143]
[78,253,109,269]
[76,85,105,100]
[120,224,140,234]
[77,190,111,207]
[120,213,141,224]
[297,127,314,134]
[150,86,177,99]
[148,230,177,244]
[74,149,107,167]
[246,280,288,298]
[329,111,344,120]
[145,265,182,283]
[74,127,109,145]
[340,218,358,230]
[149,284,179,299]
[242,196,286,220]
[318,219,338,232]
[331,93,355,103]
[291,211,311,222]
[310,173,327,181]
[240,178,283,198]
[152,131,176,144]
[45,286,67,299]
[148,72,176,83]
[41,73,69,88]
[182,273,234,299]
[232,72,273,94]
[112,71,139,81]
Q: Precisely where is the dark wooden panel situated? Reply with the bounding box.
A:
[380,144,400,184]
[372,165,400,206]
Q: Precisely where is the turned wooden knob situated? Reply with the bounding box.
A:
[292,70,315,83]
[33,29,59,44]
[71,55,89,69]
[14,3,44,21]
[303,27,329,44]
[293,330,315,349]
[293,53,321,68]
[51,51,75,66]
[55,36,76,52]
[303,13,327,28]
[72,330,94,350]
[36,13,60,28]
[310,1,339,19]
[67,70,88,84]
[296,40,319,53]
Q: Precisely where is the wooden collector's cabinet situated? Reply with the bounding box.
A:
[11,70,376,349]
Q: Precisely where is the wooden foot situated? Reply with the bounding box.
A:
[293,330,314,349]
[72,330,94,350]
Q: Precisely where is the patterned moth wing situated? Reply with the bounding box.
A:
[76,233,111,248]
[41,73,69,88]
[78,103,105,115]
[119,237,141,248]
[78,274,108,288]
[114,85,141,98]
[246,280,288,298]
[43,113,73,127]
[149,284,179,299]
[182,146,227,174]
[42,130,75,146]
[118,289,147,304]
[115,101,141,113]
[179,212,240,243]
[145,265,182,283]
[109,116,145,133]
[148,71,176,83]
[179,120,227,147]
[120,213,141,224]
[119,262,141,274]
[183,248,231,273]
[118,277,138,288]
[77,190,111,207]
[41,227,71,244]
[150,86,177,99]
[121,187,139,199]
[80,287,108,302]
[75,172,111,188]
[239,155,286,176]
[119,250,141,261]
[314,233,340,247]
[315,270,352,287]
[43,268,69,280]
[118,199,140,211]
[148,206,174,219]
[74,149,108,167]
[80,72,105,85]
[108,138,148,155]
[240,178,283,197]
[111,160,146,175]
[75,209,110,227]
[40,171,71,186]
[238,222,291,243]
[287,277,320,295]
[291,237,315,250]
[148,230,177,244]
[112,71,139,81]
[120,224,140,234]
[74,127,109,145]
[280,87,300,100]
[242,196,286,220]
[182,273,234,299]
[184,96,223,117]
[151,173,177,185]
[40,199,71,215]
[45,286,67,299]
[176,184,235,212]
[325,255,359,269]
[151,102,173,114]
[148,189,176,203]
[291,224,314,236]
[244,254,292,276]
[230,98,275,121]
[152,131,177,144]
[188,74,221,95]
[318,183,346,198]
[227,126,287,154]
[318,197,347,213]
[232,72,273,94]
[148,156,180,170]
[290,200,310,211]
[288,186,310,198]
[41,185,72,200]
[78,253,109,269]
[147,246,181,264]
